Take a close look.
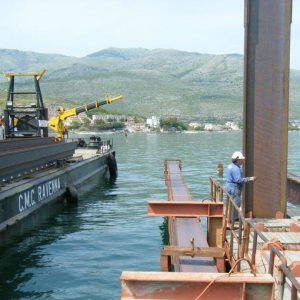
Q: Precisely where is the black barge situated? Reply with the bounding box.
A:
[0,69,119,243]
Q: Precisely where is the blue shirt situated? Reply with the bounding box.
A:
[225,162,249,191]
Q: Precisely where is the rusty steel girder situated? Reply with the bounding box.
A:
[147,201,223,218]
[0,141,77,181]
[120,271,275,300]
[243,0,292,218]
[163,160,220,272]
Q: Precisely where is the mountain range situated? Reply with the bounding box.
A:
[0,47,299,122]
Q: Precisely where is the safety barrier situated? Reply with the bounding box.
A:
[210,177,300,300]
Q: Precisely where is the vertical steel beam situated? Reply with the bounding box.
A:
[243,0,292,218]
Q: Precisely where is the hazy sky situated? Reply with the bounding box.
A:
[1,0,300,68]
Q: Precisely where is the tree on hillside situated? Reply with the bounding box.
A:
[92,121,125,131]
[160,116,188,131]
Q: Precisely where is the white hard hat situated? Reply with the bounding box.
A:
[232,151,245,160]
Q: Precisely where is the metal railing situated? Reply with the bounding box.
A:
[209,177,300,299]
[246,218,300,300]
[209,177,223,202]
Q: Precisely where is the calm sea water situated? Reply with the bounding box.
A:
[1,131,300,299]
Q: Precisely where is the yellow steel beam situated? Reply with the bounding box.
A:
[4,68,46,80]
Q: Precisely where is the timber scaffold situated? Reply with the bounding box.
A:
[120,160,300,300]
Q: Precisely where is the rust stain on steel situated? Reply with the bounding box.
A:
[161,246,225,258]
[147,201,223,217]
[290,262,300,277]
[120,271,275,300]
[243,0,292,218]
[164,160,192,202]
[173,218,217,272]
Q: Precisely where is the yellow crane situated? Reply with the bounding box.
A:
[48,95,123,140]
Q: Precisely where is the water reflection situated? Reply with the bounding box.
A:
[0,177,117,299]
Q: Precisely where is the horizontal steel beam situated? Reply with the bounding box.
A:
[120,271,275,300]
[0,142,77,181]
[0,137,56,152]
[147,201,223,217]
[161,246,225,258]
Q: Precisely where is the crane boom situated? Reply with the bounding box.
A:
[75,95,123,114]
[48,95,123,140]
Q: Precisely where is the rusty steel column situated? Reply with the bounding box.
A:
[243,0,292,218]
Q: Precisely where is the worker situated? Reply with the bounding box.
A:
[225,151,256,220]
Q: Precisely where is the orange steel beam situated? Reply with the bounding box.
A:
[162,160,221,272]
[147,201,223,217]
[160,246,225,272]
[120,271,275,300]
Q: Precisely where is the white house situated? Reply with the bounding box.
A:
[225,121,240,131]
[189,122,201,129]
[146,116,160,128]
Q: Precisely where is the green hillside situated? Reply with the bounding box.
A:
[0,47,299,122]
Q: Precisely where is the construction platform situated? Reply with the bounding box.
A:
[120,159,300,300]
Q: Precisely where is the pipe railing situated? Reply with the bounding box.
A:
[209,177,223,202]
[223,190,249,272]
[246,218,300,300]
[210,177,300,299]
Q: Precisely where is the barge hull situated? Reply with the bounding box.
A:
[0,151,116,242]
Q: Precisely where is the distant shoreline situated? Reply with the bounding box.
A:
[70,129,242,136]
[70,127,300,136]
